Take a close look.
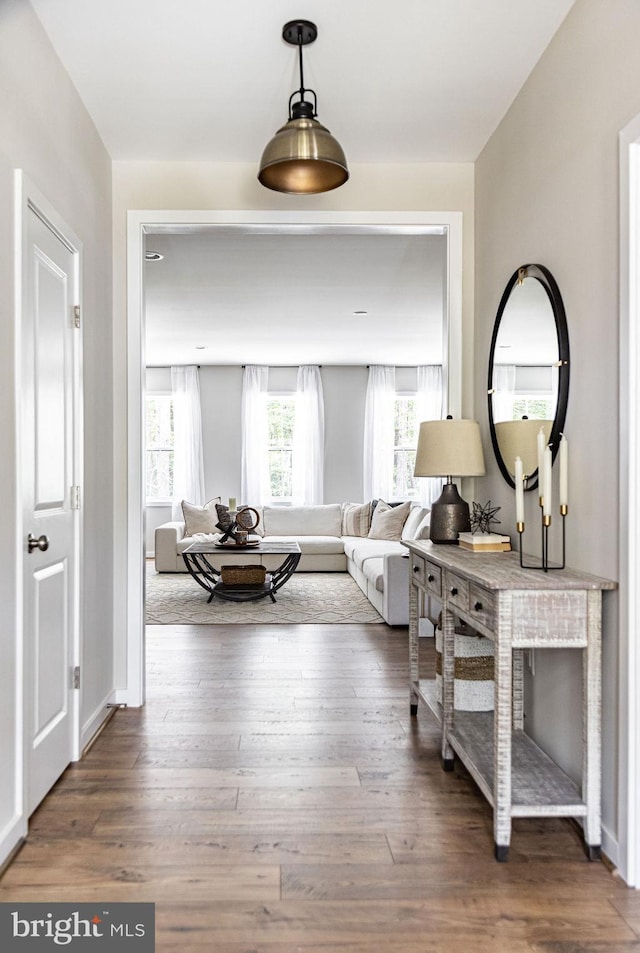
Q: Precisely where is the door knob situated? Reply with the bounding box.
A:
[28,533,49,553]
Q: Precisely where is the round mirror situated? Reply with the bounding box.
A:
[487,264,569,489]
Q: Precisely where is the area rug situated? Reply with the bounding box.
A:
[145,566,384,625]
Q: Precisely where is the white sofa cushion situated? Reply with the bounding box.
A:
[368,500,411,540]
[362,555,385,593]
[262,504,342,536]
[341,536,362,559]
[348,538,406,571]
[263,534,344,556]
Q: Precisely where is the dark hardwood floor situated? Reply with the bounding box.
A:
[1,622,638,952]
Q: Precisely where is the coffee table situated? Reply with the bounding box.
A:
[182,540,301,603]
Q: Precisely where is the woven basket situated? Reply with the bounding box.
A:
[435,624,494,711]
[220,564,267,586]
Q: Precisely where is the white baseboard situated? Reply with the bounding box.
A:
[0,814,27,870]
[601,821,620,874]
[81,691,118,753]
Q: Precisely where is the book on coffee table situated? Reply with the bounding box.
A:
[457,532,512,552]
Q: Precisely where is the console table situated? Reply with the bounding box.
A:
[405,540,616,861]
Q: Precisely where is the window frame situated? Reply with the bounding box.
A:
[264,391,297,504]
[393,391,421,501]
[144,391,175,506]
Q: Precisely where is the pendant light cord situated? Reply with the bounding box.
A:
[297,28,306,101]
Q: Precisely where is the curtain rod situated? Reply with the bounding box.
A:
[241,364,323,369]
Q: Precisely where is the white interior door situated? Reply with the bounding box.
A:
[23,201,80,815]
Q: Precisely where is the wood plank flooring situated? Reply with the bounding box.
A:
[1,622,638,952]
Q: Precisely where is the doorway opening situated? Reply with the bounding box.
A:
[123,210,464,709]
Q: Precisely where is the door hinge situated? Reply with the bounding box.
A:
[73,305,81,329]
[73,666,81,690]
[71,485,81,510]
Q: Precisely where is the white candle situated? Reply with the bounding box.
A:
[559,435,568,507]
[537,426,546,496]
[228,496,237,512]
[515,456,524,524]
[542,447,553,517]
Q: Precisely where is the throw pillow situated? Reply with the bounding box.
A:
[181,498,221,537]
[414,513,431,540]
[368,500,412,541]
[401,505,430,541]
[341,501,372,537]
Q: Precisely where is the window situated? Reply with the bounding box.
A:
[511,396,556,420]
[266,395,296,501]
[393,395,420,499]
[145,394,175,503]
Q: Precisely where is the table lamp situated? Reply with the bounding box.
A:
[495,418,552,483]
[414,418,486,543]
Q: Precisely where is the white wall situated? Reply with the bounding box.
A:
[322,366,369,504]
[475,0,640,866]
[0,0,113,862]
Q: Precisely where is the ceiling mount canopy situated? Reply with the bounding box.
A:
[258,19,349,195]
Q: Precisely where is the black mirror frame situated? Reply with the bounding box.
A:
[487,263,570,490]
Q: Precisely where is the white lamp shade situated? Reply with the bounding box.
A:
[495,419,553,477]
[414,419,486,478]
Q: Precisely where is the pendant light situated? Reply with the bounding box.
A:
[258,20,349,194]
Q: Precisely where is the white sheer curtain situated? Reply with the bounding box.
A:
[171,365,205,518]
[240,365,270,506]
[292,365,325,505]
[363,365,396,501]
[493,364,517,422]
[416,364,444,507]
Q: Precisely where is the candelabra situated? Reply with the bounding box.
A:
[516,500,567,572]
[514,432,568,572]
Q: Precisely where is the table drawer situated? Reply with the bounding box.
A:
[410,553,427,588]
[445,570,469,612]
[467,583,496,630]
[423,559,442,596]
[411,554,442,597]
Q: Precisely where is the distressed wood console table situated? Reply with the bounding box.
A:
[405,540,616,861]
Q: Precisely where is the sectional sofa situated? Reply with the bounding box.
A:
[154,500,431,626]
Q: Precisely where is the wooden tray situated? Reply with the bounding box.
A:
[214,539,261,549]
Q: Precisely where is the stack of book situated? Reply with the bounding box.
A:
[457,532,511,553]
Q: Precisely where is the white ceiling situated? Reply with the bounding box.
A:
[30,0,576,163]
[143,228,447,366]
[30,0,577,366]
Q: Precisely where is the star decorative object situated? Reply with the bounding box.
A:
[470,500,501,535]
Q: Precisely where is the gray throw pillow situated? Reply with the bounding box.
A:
[215,503,233,532]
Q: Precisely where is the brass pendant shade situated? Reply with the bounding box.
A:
[258,113,348,194]
[258,20,348,195]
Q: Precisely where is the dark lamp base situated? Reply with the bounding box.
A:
[429,482,470,544]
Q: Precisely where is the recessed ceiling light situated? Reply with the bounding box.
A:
[353,310,368,316]
[195,345,207,350]
[145,251,164,261]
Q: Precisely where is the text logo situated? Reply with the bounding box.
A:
[1,903,154,950]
